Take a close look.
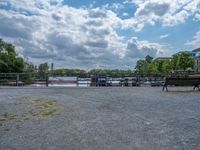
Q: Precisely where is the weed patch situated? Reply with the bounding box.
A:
[0,97,61,131]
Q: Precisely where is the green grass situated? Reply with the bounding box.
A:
[18,97,59,117]
[42,108,57,116]
[1,97,60,131]
[0,113,16,122]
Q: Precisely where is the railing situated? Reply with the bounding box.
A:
[0,73,49,87]
[0,72,199,87]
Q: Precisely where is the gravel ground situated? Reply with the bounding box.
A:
[0,87,200,150]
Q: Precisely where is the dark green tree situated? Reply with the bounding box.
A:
[38,62,49,79]
[178,53,195,71]
[162,60,172,73]
[172,52,195,71]
[147,63,158,74]
[0,38,24,73]
[145,55,153,63]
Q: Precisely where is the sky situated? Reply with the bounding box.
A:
[0,0,200,69]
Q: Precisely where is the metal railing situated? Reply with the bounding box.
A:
[0,73,49,87]
[0,72,199,87]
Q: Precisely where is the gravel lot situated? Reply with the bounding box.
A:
[0,87,200,150]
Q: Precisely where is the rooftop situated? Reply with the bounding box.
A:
[192,48,200,52]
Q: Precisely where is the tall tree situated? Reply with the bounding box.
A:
[162,60,172,73]
[38,62,49,79]
[0,38,24,73]
[145,55,153,63]
[135,59,147,74]
[176,52,195,71]
[147,63,158,74]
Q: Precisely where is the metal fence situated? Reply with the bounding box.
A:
[0,73,49,87]
[0,72,199,87]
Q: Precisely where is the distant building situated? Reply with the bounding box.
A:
[192,48,200,71]
[154,57,172,61]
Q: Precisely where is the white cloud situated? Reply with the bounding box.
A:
[0,0,169,69]
[125,37,164,59]
[124,0,200,31]
[160,34,169,39]
[122,12,129,17]
[163,10,189,26]
[102,3,124,12]
[194,13,200,21]
[135,2,170,17]
[185,30,200,47]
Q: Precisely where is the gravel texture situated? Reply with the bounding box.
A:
[0,87,200,150]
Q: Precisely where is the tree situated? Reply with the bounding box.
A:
[0,38,24,73]
[135,59,147,74]
[145,55,153,63]
[171,54,179,71]
[38,62,49,79]
[162,60,172,73]
[24,62,36,73]
[147,63,158,74]
[177,53,195,71]
[135,55,154,74]
[154,60,164,73]
[172,52,195,71]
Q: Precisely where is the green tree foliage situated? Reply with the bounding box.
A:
[171,54,179,70]
[0,39,24,73]
[147,63,158,74]
[51,69,134,77]
[162,60,172,73]
[38,62,49,79]
[135,52,195,75]
[88,69,133,76]
[171,52,195,71]
[135,60,146,74]
[145,55,153,63]
[53,69,88,77]
[135,56,154,74]
[175,52,195,71]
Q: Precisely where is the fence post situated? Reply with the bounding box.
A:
[16,74,19,86]
[45,73,49,87]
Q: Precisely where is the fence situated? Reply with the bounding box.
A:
[0,72,199,87]
[0,73,49,87]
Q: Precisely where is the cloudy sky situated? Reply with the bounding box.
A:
[0,0,200,69]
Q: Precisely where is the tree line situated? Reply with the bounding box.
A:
[135,54,195,75]
[0,38,196,78]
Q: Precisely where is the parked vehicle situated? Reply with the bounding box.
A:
[143,81,151,86]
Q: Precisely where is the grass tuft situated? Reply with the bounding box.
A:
[0,113,16,122]
[42,108,57,116]
[1,97,61,131]
[17,97,59,117]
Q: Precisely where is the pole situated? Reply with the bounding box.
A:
[16,74,19,86]
[46,73,49,87]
